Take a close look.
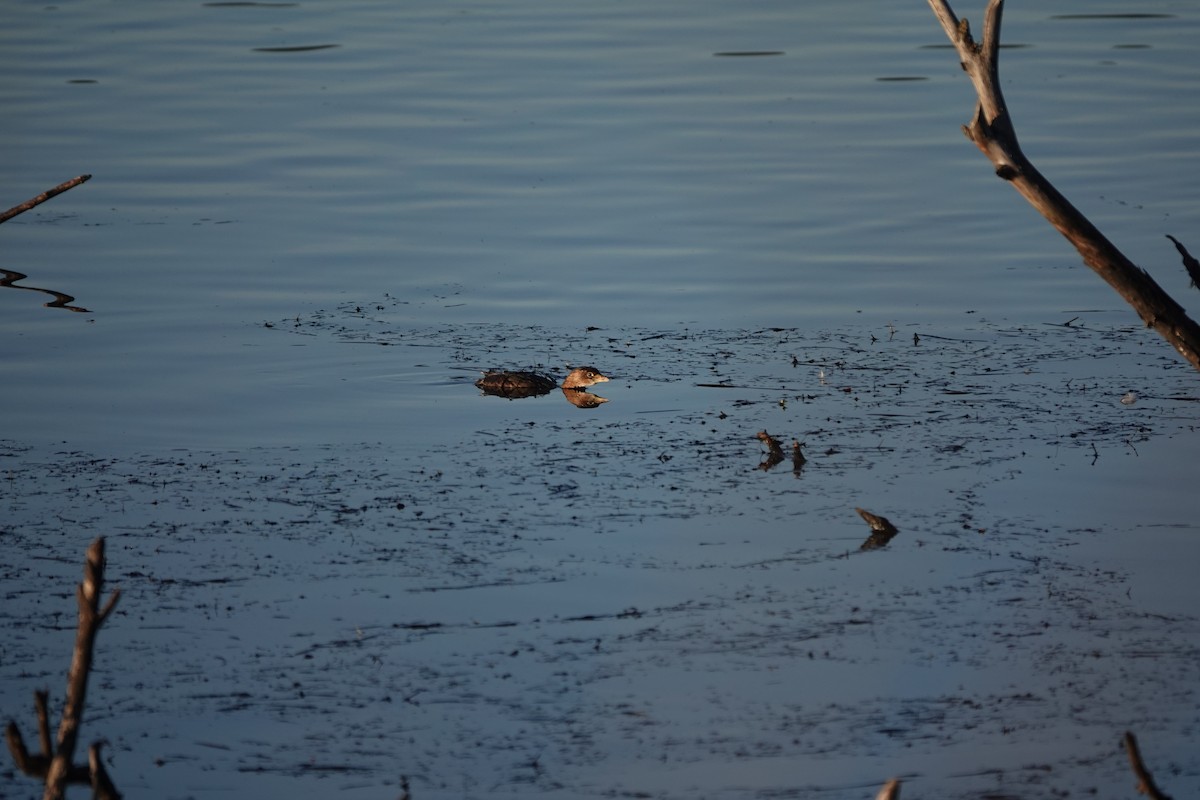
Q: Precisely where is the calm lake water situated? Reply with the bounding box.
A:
[3,2,1200,799]
[4,0,1199,449]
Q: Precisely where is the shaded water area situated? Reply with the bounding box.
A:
[3,1,1200,798]
[5,314,1200,798]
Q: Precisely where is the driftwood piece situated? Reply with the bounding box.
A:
[926,0,1200,371]
[0,175,92,225]
[1123,731,1172,800]
[5,537,122,800]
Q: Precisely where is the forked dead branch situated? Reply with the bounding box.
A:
[926,0,1200,371]
[5,537,121,800]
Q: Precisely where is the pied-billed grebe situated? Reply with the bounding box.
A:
[475,366,610,399]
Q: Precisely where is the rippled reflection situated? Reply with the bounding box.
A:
[1,269,89,313]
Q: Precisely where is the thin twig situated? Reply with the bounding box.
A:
[1165,235,1200,289]
[35,690,51,757]
[89,742,122,800]
[1123,731,1172,800]
[876,778,901,800]
[6,721,36,774]
[0,175,91,224]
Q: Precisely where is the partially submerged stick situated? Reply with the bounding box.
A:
[0,174,91,225]
[926,0,1200,371]
[1123,731,1173,800]
[876,778,901,800]
[5,537,122,800]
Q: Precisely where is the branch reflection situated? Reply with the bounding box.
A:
[1,269,90,313]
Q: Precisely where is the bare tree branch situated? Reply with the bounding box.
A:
[5,537,121,800]
[927,0,1200,371]
[45,539,121,797]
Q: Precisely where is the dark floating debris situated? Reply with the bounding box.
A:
[876,76,929,82]
[791,439,806,476]
[856,507,899,551]
[755,430,785,471]
[752,431,814,475]
[713,51,785,57]
[253,44,340,53]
